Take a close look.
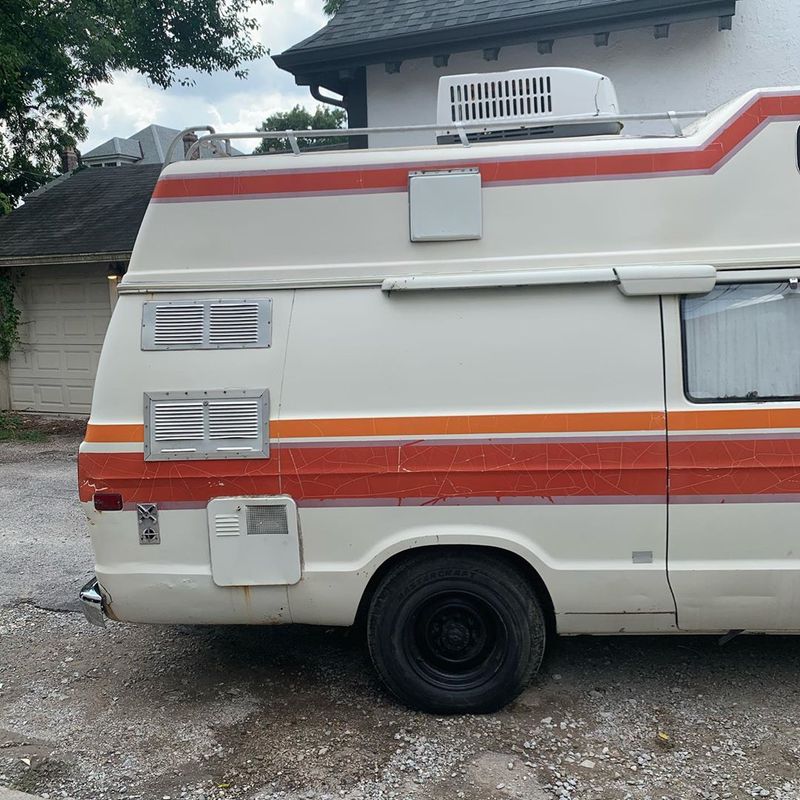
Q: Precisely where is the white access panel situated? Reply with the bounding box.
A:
[207,496,302,586]
[409,169,482,242]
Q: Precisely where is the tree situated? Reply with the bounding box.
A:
[323,0,345,14]
[0,0,270,209]
[254,105,347,154]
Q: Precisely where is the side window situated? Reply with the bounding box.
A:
[681,282,800,402]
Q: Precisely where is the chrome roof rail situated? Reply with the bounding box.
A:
[179,109,707,161]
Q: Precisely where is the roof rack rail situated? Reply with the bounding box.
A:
[175,109,706,162]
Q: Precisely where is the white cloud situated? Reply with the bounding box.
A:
[82,0,327,152]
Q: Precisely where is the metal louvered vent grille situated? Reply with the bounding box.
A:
[153,305,205,347]
[144,389,269,461]
[208,400,260,440]
[210,304,260,345]
[246,504,288,535]
[142,299,271,350]
[214,513,241,537]
[153,402,205,441]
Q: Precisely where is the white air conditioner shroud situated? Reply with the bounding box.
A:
[207,495,301,586]
[436,67,619,135]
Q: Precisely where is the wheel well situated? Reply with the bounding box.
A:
[353,544,555,634]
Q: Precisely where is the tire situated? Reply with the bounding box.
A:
[367,550,546,713]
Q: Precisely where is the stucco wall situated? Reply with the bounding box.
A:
[366,0,800,147]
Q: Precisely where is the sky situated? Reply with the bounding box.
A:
[81,0,328,153]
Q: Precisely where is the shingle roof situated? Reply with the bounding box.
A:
[275,0,737,80]
[82,136,143,162]
[0,164,161,264]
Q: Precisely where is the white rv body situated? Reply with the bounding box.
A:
[79,75,800,650]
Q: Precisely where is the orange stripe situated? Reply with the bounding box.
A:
[85,408,800,445]
[84,411,664,444]
[670,408,800,431]
[85,424,144,443]
[273,411,664,438]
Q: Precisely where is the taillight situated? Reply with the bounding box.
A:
[94,492,123,511]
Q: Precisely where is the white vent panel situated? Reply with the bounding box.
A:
[207,496,301,586]
[144,389,269,461]
[142,299,271,350]
[436,68,619,135]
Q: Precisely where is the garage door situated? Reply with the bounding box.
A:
[8,264,112,414]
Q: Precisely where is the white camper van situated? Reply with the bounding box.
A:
[79,67,800,712]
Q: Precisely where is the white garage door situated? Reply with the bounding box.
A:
[8,264,112,414]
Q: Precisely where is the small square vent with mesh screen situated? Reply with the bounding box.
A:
[246,504,288,535]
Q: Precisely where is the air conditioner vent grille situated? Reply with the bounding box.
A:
[448,75,552,123]
[209,303,261,344]
[436,68,620,140]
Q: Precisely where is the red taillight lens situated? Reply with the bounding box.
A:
[94,492,123,511]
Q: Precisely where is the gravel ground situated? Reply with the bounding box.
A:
[2,436,800,800]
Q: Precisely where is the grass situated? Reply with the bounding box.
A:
[0,411,48,443]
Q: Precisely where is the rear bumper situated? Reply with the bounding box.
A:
[79,578,107,628]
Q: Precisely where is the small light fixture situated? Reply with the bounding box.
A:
[718,14,733,31]
[537,40,553,55]
[385,61,402,74]
[107,262,126,281]
[433,54,450,68]
[654,23,670,39]
[594,32,610,47]
[482,47,500,61]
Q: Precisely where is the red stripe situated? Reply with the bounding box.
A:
[670,437,800,498]
[151,94,800,202]
[78,440,666,505]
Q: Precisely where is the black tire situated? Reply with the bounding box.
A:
[367,550,546,713]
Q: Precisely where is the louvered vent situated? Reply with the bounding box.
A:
[153,402,204,442]
[210,304,260,345]
[153,305,205,347]
[246,504,288,535]
[214,513,241,537]
[142,299,271,350]
[144,389,269,461]
[208,400,260,440]
[447,75,552,123]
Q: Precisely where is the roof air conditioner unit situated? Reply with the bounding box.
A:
[436,67,621,144]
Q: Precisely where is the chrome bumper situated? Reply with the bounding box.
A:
[79,578,107,628]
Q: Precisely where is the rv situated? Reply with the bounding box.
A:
[79,68,800,712]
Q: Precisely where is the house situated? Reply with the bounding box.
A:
[274,0,796,147]
[81,124,180,167]
[0,126,178,415]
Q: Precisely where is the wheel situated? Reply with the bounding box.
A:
[367,550,546,713]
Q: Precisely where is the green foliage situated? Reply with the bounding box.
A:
[0,0,270,206]
[254,105,347,154]
[323,0,345,15]
[0,411,46,443]
[0,270,21,361]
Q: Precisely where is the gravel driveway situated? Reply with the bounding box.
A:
[2,437,800,800]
